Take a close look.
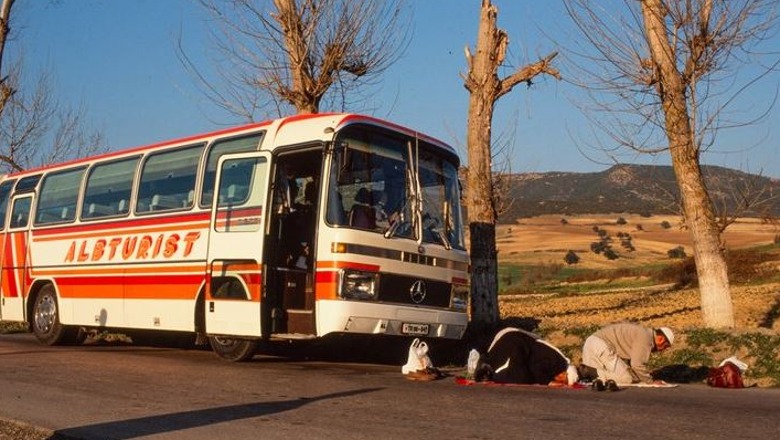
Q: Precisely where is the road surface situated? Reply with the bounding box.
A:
[1,333,779,440]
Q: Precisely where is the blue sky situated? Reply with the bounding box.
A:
[14,0,780,177]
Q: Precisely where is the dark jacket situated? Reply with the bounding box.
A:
[478,328,569,384]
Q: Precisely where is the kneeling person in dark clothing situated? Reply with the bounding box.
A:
[475,327,579,386]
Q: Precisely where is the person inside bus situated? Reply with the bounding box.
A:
[289,179,317,270]
[348,187,376,229]
[474,327,579,386]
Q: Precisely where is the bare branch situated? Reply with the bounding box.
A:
[180,0,411,117]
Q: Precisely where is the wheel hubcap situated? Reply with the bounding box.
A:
[34,296,56,333]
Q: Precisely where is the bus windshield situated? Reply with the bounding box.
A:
[327,125,465,250]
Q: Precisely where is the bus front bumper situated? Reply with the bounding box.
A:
[316,299,467,340]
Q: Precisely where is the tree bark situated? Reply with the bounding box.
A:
[641,0,734,328]
[273,0,318,114]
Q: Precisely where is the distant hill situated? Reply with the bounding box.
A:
[495,164,780,221]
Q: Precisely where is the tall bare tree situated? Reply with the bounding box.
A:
[180,0,409,118]
[0,0,16,120]
[463,0,559,329]
[565,0,779,328]
[0,1,105,173]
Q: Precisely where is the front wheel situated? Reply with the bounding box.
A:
[208,336,258,362]
[32,285,69,345]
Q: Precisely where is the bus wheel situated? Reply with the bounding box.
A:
[208,336,257,362]
[32,285,68,346]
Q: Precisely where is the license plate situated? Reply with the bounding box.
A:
[402,323,429,336]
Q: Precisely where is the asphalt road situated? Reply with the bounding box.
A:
[1,333,779,440]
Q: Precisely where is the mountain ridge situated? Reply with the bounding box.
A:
[496,164,780,222]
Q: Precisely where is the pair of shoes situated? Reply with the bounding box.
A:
[591,379,606,392]
[605,380,620,392]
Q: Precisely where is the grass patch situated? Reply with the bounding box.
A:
[0,321,29,334]
[499,244,780,295]
[652,328,780,386]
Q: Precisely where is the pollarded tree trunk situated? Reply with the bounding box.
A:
[463,0,559,330]
[641,0,734,327]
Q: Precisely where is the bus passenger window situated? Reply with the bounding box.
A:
[10,197,32,229]
[137,144,204,214]
[35,167,86,225]
[201,133,264,208]
[82,157,139,220]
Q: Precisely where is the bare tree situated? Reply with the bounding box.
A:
[179,0,410,118]
[564,0,780,328]
[0,0,16,121]
[463,0,560,329]
[0,1,105,174]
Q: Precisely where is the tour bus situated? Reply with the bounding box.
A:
[0,113,469,361]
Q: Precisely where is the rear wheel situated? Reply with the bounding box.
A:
[208,336,257,362]
[32,285,70,345]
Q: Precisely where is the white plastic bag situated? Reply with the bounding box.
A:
[466,349,480,378]
[402,338,433,374]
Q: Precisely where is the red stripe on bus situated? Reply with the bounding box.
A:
[56,274,205,286]
[32,212,211,237]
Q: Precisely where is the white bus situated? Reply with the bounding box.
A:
[0,113,469,361]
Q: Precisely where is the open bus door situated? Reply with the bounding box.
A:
[205,152,271,360]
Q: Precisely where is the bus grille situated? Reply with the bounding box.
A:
[378,274,451,308]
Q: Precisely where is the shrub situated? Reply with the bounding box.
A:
[636,224,644,231]
[667,246,686,259]
[604,248,619,260]
[560,218,568,226]
[616,216,627,225]
[564,250,580,265]
[656,257,697,288]
[592,225,600,233]
[660,220,672,229]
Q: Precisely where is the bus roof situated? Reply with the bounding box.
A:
[3,113,456,179]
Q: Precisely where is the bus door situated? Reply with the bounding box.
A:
[206,152,271,337]
[1,194,34,322]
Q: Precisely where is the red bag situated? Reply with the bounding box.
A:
[707,362,744,388]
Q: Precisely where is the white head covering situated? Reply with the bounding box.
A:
[658,327,675,345]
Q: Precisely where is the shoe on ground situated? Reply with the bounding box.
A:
[605,379,620,392]
[591,379,606,392]
[405,368,439,381]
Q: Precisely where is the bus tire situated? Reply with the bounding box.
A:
[31,285,70,346]
[208,336,257,362]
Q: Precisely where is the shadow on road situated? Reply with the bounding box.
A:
[51,388,383,440]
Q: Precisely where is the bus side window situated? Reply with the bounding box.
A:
[10,197,32,229]
[35,167,86,225]
[0,180,15,230]
[137,144,204,214]
[81,157,138,220]
[200,133,264,208]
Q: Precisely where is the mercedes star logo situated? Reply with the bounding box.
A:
[409,280,427,304]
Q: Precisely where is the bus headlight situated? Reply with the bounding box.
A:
[450,285,469,312]
[340,269,380,300]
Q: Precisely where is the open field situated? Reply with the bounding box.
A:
[497,214,779,269]
[494,214,780,386]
